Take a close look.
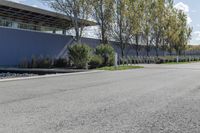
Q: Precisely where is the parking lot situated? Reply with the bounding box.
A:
[1,63,200,133]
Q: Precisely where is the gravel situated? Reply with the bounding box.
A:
[0,72,37,79]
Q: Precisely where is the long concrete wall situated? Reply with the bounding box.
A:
[0,27,73,66]
[0,27,161,66]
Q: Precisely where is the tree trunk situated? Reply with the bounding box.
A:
[121,48,125,65]
[169,48,172,56]
[74,12,81,43]
[155,46,159,57]
[146,37,149,57]
[169,43,172,56]
[135,34,139,57]
[121,48,124,58]
[155,38,159,57]
[100,0,107,44]
[162,39,165,56]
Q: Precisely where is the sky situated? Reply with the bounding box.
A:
[7,0,200,45]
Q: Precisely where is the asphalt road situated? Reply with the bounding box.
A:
[1,63,200,133]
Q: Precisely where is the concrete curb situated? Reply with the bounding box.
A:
[0,70,104,82]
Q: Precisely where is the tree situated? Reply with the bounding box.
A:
[92,0,114,44]
[174,11,192,55]
[42,0,92,43]
[151,0,165,57]
[161,0,192,56]
[142,0,155,57]
[109,0,132,58]
[129,0,145,57]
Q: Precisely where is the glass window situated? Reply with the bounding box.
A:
[0,17,63,35]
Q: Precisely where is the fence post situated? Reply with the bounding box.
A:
[176,56,179,63]
[115,53,118,68]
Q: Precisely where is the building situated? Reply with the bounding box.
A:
[0,0,163,67]
[0,0,97,66]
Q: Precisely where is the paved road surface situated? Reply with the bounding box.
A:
[1,63,200,133]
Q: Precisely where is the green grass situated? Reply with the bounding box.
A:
[97,65,144,71]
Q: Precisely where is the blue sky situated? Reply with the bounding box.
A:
[8,0,200,45]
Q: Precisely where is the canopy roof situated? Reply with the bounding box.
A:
[0,0,96,29]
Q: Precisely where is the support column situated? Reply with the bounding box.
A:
[62,29,66,35]
[12,22,18,29]
[52,29,56,34]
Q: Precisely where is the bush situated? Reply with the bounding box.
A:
[89,55,103,69]
[68,44,92,69]
[36,57,52,68]
[95,44,115,66]
[19,58,29,68]
[54,58,70,68]
[19,56,52,68]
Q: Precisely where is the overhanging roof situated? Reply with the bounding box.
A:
[0,0,96,29]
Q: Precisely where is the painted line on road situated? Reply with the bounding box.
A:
[0,70,105,82]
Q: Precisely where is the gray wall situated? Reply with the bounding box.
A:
[0,26,163,66]
[0,27,73,66]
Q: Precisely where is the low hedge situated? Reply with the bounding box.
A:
[19,57,71,68]
[118,56,200,65]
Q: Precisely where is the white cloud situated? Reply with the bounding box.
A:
[32,5,38,8]
[174,2,192,24]
[174,2,189,13]
[187,16,192,24]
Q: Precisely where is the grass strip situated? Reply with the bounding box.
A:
[97,65,144,71]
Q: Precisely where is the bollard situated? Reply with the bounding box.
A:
[115,53,118,68]
[176,56,179,63]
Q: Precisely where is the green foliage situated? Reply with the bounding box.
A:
[54,58,69,68]
[93,0,115,44]
[68,44,92,69]
[36,57,52,68]
[45,0,193,57]
[89,55,103,69]
[156,56,200,64]
[19,57,71,68]
[19,58,29,68]
[116,56,200,65]
[95,44,115,66]
[19,56,52,68]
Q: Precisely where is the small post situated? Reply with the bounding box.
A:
[52,29,56,34]
[62,29,66,35]
[115,52,118,68]
[85,62,88,70]
[176,56,179,63]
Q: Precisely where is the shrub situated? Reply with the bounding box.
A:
[89,55,103,69]
[37,57,52,68]
[68,44,92,69]
[54,58,70,68]
[30,56,38,68]
[19,56,53,68]
[19,58,29,68]
[95,44,115,66]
